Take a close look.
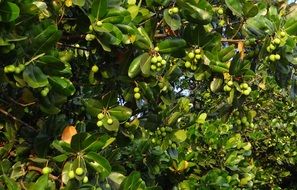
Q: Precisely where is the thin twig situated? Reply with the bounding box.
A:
[56,42,90,50]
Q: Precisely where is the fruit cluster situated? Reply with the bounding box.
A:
[184,48,203,71]
[133,86,141,100]
[150,55,166,72]
[223,80,233,92]
[91,65,99,73]
[68,167,89,183]
[4,64,25,74]
[41,87,50,97]
[85,34,96,41]
[239,83,252,96]
[266,31,287,62]
[97,112,113,127]
[149,127,176,148]
[234,110,255,128]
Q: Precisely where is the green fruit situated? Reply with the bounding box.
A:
[269,54,276,62]
[195,54,202,59]
[275,54,281,60]
[15,67,22,74]
[219,20,225,26]
[241,116,248,123]
[107,118,113,125]
[269,44,275,50]
[68,170,75,179]
[150,64,157,70]
[185,61,191,68]
[134,92,141,99]
[96,21,103,26]
[89,25,93,31]
[280,31,286,37]
[161,60,166,65]
[242,89,251,95]
[92,65,99,73]
[157,62,162,67]
[151,56,158,63]
[223,85,231,92]
[168,9,174,15]
[188,52,195,59]
[134,87,140,93]
[18,64,25,71]
[240,83,249,89]
[217,8,224,15]
[42,167,52,174]
[194,49,201,54]
[157,56,162,62]
[97,113,104,119]
[236,119,241,125]
[41,88,49,97]
[83,176,89,183]
[273,38,281,44]
[154,47,159,51]
[227,81,233,86]
[97,120,103,127]
[266,46,271,53]
[5,65,16,73]
[75,167,84,175]
[172,7,179,14]
[191,65,197,71]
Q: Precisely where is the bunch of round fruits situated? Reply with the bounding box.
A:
[133,86,141,100]
[239,82,252,95]
[150,55,166,72]
[223,80,233,92]
[184,48,203,71]
[85,34,96,41]
[150,127,176,148]
[67,167,89,183]
[97,112,113,127]
[266,31,287,61]
[41,87,50,97]
[4,64,25,74]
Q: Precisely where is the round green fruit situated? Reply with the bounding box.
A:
[97,120,103,127]
[269,54,276,62]
[223,85,231,92]
[188,52,195,59]
[217,8,224,15]
[97,113,104,119]
[150,64,157,70]
[107,118,113,125]
[5,65,16,73]
[41,88,49,97]
[161,60,166,65]
[227,81,233,86]
[185,61,191,68]
[240,83,249,89]
[154,47,159,51]
[168,9,174,15]
[91,65,99,73]
[134,92,141,99]
[172,7,179,14]
[280,31,286,37]
[42,167,52,174]
[96,21,103,26]
[134,87,140,93]
[269,44,276,50]
[241,116,248,123]
[83,176,89,183]
[195,54,202,59]
[157,56,162,62]
[242,89,251,95]
[194,48,201,54]
[75,167,84,176]
[68,170,75,179]
[273,38,281,44]
[151,56,158,63]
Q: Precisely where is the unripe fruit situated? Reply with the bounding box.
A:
[219,20,225,26]
[188,52,195,59]
[269,54,276,62]
[273,38,281,44]
[5,65,16,73]
[151,56,158,63]
[89,25,93,31]
[41,88,49,97]
[107,118,113,125]
[168,9,174,15]
[68,170,75,179]
[75,167,84,176]
[227,81,233,86]
[83,176,89,183]
[242,89,251,95]
[172,7,179,14]
[157,62,162,67]
[91,65,99,73]
[133,87,140,93]
[275,54,281,60]
[194,49,201,54]
[97,113,104,119]
[97,120,103,127]
[42,167,52,174]
[161,60,166,65]
[134,92,141,99]
[154,47,159,51]
[185,61,191,68]
[157,56,162,62]
[150,65,157,70]
[269,44,276,50]
[195,54,202,59]
[217,8,224,15]
[96,21,103,26]
[241,116,248,123]
[223,85,231,92]
[280,31,286,37]
[241,83,249,89]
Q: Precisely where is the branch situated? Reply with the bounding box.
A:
[221,38,245,43]
[56,42,90,50]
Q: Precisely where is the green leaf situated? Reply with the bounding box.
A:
[49,76,76,96]
[91,0,108,20]
[28,175,49,190]
[173,130,187,143]
[119,171,146,190]
[163,9,181,31]
[157,39,186,54]
[243,1,258,18]
[72,0,85,6]
[284,18,297,36]
[83,98,103,117]
[210,78,223,93]
[102,116,120,132]
[109,106,132,121]
[71,133,88,152]
[23,64,48,88]
[85,152,111,178]
[3,176,20,190]
[128,53,144,78]
[83,134,115,152]
[32,25,62,54]
[225,0,242,16]
[127,5,139,20]
[140,53,151,75]
[0,2,20,22]
[197,113,207,124]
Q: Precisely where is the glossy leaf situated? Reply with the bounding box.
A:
[0,2,20,22]
[23,64,48,88]
[157,39,186,54]
[85,152,111,178]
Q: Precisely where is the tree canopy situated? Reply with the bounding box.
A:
[0,0,297,189]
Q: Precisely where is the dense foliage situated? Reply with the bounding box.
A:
[1,0,297,189]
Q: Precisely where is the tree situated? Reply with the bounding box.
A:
[0,0,297,189]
